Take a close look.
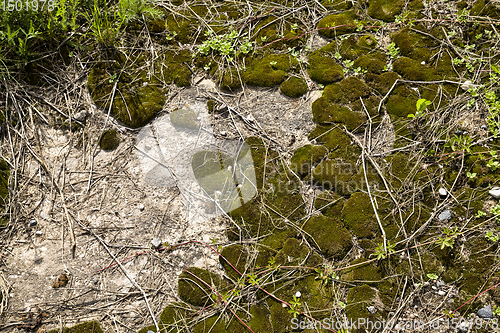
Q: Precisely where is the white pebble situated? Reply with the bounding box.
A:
[295,291,301,298]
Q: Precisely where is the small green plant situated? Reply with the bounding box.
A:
[427,273,439,280]
[247,273,261,286]
[466,172,477,180]
[315,265,338,286]
[408,98,431,118]
[269,61,277,68]
[493,305,500,316]
[476,210,487,218]
[435,227,461,249]
[372,241,396,260]
[491,204,500,222]
[445,134,473,154]
[338,301,346,309]
[386,42,400,59]
[443,310,456,319]
[486,231,499,242]
[457,9,470,24]
[288,295,302,318]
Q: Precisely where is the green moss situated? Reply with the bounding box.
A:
[342,258,383,283]
[244,54,296,87]
[386,84,419,117]
[341,192,381,239]
[321,0,353,10]
[253,17,305,49]
[420,252,445,277]
[367,0,404,22]
[364,72,401,95]
[307,54,344,85]
[346,285,381,325]
[290,145,328,177]
[303,215,353,259]
[177,267,226,307]
[87,52,170,128]
[170,108,200,131]
[192,315,229,333]
[270,301,293,333]
[158,302,193,332]
[308,125,351,150]
[279,76,308,98]
[337,35,378,61]
[311,160,356,196]
[98,130,119,151]
[393,57,439,81]
[48,321,103,333]
[274,237,321,266]
[471,0,500,19]
[218,68,242,91]
[317,10,358,37]
[353,52,387,74]
[391,29,432,62]
[0,159,9,212]
[207,99,217,113]
[220,244,247,280]
[311,98,367,131]
[338,77,371,102]
[314,190,345,217]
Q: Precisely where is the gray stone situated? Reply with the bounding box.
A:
[73,111,87,122]
[481,124,488,130]
[93,278,98,285]
[139,203,145,211]
[151,238,162,248]
[438,209,452,221]
[35,230,42,236]
[29,219,37,227]
[478,304,493,318]
[367,306,376,314]
[438,188,447,198]
[489,187,500,199]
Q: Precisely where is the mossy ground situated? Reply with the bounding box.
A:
[98,129,120,151]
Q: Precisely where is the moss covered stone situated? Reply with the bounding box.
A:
[311,98,367,131]
[314,190,345,217]
[346,285,383,327]
[218,68,242,91]
[178,267,226,307]
[279,76,308,98]
[393,56,439,81]
[244,54,296,87]
[353,52,387,74]
[158,302,193,332]
[367,0,404,22]
[342,192,381,239]
[471,0,500,19]
[303,215,353,259]
[308,125,351,150]
[220,244,247,280]
[317,10,358,37]
[391,28,432,62]
[337,35,378,61]
[290,145,328,177]
[386,84,419,117]
[99,129,119,151]
[48,321,103,333]
[307,54,344,85]
[275,237,322,266]
[342,258,383,283]
[365,72,401,95]
[87,52,170,128]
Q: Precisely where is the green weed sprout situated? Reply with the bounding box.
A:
[372,241,396,260]
[427,273,438,280]
[408,98,431,118]
[486,231,499,242]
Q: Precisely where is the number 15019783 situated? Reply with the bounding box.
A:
[1,0,57,11]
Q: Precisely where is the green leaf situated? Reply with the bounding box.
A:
[492,64,500,74]
[416,98,431,113]
[407,114,415,118]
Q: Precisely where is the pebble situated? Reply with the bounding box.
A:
[454,130,463,136]
[295,291,301,298]
[438,209,452,221]
[139,204,145,211]
[220,131,227,136]
[461,80,473,90]
[367,306,376,314]
[151,238,162,248]
[35,231,42,236]
[438,188,447,198]
[29,219,37,227]
[438,290,446,296]
[93,278,98,285]
[73,111,87,122]
[489,187,500,199]
[147,331,155,333]
[481,124,488,130]
[477,304,493,318]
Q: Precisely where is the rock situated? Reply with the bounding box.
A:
[53,274,69,288]
[438,290,446,296]
[295,291,301,298]
[461,80,473,90]
[29,219,37,227]
[454,130,463,136]
[481,124,488,130]
[139,203,145,211]
[151,238,162,248]
[220,131,227,136]
[73,111,87,122]
[35,230,42,236]
[93,278,98,285]
[438,209,451,221]
[438,188,447,198]
[490,187,500,199]
[477,304,493,318]
[367,306,376,314]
